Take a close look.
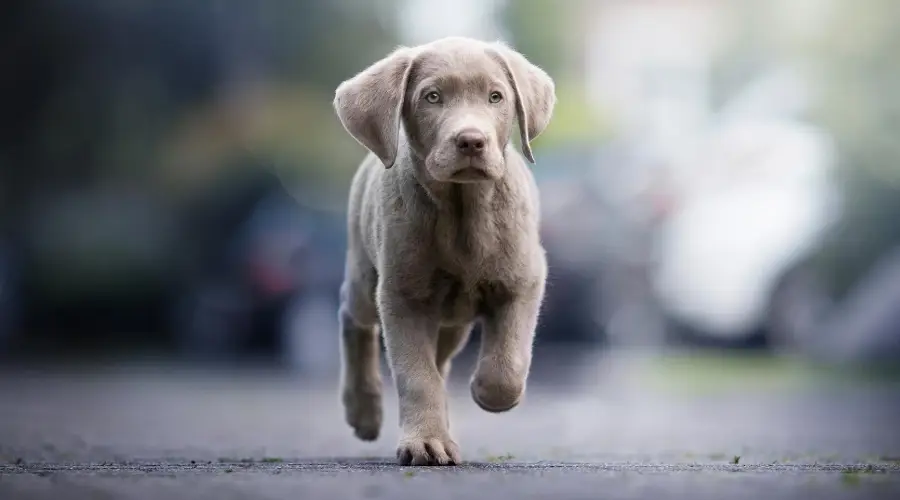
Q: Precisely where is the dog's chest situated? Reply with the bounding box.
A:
[427,187,515,324]
[431,185,509,274]
[431,269,512,326]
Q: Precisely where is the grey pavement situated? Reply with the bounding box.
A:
[1,348,899,499]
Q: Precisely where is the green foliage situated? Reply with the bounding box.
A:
[708,0,774,109]
[498,0,609,149]
[806,0,900,295]
[498,0,573,78]
[1,0,403,211]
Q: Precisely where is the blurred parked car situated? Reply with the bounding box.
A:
[532,146,611,347]
[172,184,345,372]
[651,117,837,348]
[19,187,178,351]
[534,144,670,349]
[640,69,840,349]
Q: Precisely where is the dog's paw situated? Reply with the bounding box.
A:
[396,433,461,466]
[341,385,383,441]
[470,358,526,413]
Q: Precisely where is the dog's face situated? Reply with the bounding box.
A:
[333,37,555,183]
[401,40,515,182]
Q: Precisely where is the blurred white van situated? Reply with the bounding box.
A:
[650,73,839,346]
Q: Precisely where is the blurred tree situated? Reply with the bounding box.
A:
[496,0,610,149]
[156,0,404,210]
[708,0,773,109]
[0,0,402,233]
[805,0,900,297]
[497,0,568,80]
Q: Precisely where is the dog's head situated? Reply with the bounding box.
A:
[333,37,555,183]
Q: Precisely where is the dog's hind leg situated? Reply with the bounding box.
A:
[338,261,383,442]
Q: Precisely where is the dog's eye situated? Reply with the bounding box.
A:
[489,91,503,103]
[425,91,441,104]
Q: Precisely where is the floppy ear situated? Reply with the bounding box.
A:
[489,43,556,164]
[333,47,417,168]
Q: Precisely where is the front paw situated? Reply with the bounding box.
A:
[341,385,383,441]
[470,360,526,413]
[396,432,461,466]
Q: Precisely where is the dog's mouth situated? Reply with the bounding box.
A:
[449,167,492,183]
[446,157,495,183]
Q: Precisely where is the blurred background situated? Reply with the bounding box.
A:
[2,0,900,379]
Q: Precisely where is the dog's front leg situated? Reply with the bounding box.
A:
[471,281,544,413]
[379,291,461,466]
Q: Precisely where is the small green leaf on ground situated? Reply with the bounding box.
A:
[841,471,861,487]
[260,457,283,463]
[486,453,515,463]
[224,468,234,474]
[841,464,884,486]
[404,470,415,478]
[731,456,741,465]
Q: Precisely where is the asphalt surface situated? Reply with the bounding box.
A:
[1,349,900,499]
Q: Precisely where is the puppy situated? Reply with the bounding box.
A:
[332,36,555,466]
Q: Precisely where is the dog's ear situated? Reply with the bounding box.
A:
[488,43,556,164]
[333,47,418,169]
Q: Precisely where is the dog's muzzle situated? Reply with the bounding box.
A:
[447,128,494,182]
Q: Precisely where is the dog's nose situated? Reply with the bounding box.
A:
[455,130,486,157]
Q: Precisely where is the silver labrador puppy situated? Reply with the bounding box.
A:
[332,36,556,466]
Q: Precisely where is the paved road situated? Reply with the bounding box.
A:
[1,349,899,499]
